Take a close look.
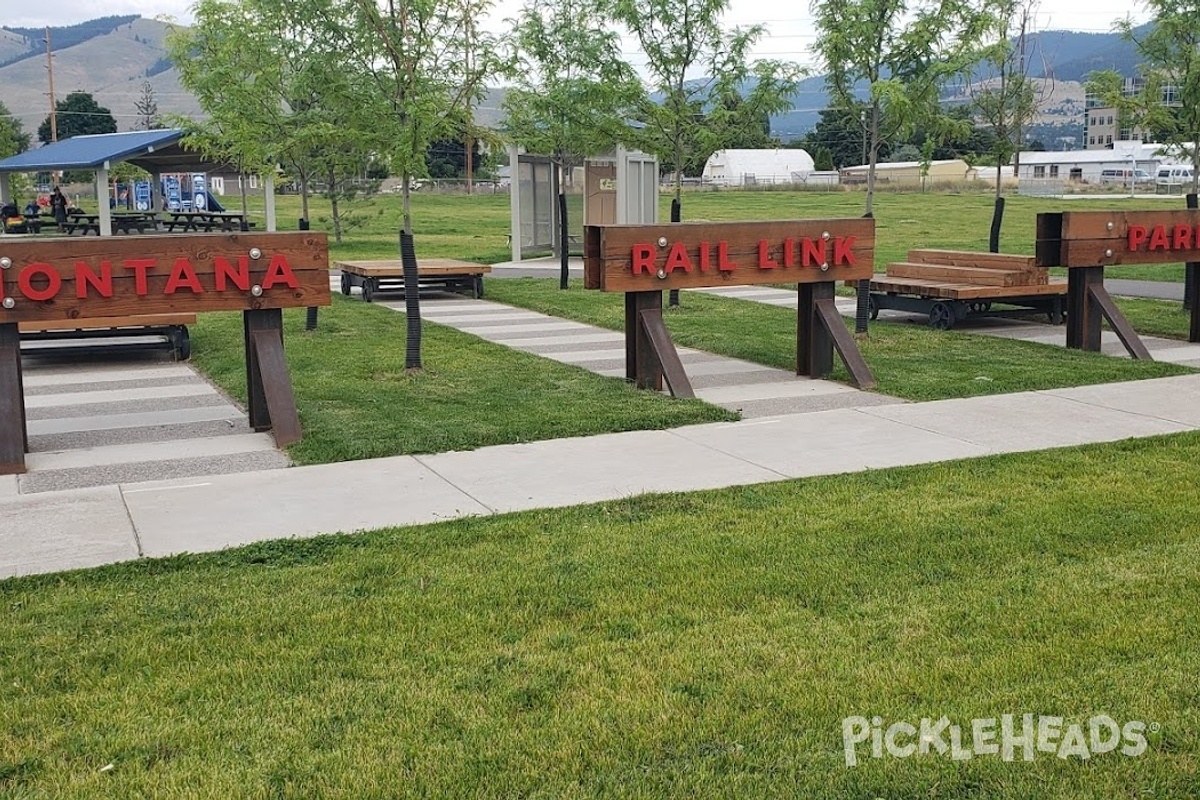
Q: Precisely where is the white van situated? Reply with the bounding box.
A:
[1100,168,1153,186]
[1156,165,1194,190]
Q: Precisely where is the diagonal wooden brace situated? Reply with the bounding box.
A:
[638,308,695,399]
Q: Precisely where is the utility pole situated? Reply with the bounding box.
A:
[45,27,58,142]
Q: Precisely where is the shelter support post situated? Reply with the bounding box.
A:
[0,322,27,474]
[0,174,11,206]
[265,174,277,232]
[96,165,112,237]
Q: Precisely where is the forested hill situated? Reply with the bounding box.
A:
[0,16,140,69]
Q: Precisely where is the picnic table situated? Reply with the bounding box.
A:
[335,258,491,301]
[62,212,158,235]
[164,211,253,232]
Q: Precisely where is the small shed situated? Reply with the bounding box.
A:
[508,144,659,263]
[841,159,971,185]
[0,130,279,236]
[702,148,815,187]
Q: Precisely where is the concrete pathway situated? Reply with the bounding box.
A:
[330,270,903,418]
[12,348,288,495]
[1108,279,1185,302]
[3,372,1198,580]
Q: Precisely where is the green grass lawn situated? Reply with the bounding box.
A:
[205,189,1194,281]
[485,278,1192,401]
[1113,297,1196,341]
[3,432,1198,797]
[188,296,733,464]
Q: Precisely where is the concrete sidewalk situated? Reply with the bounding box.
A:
[4,373,1199,580]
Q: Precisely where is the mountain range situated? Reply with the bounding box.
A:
[0,15,1147,148]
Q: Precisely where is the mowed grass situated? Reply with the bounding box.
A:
[3,432,1199,797]
[188,296,733,464]
[250,189,1192,280]
[486,279,1192,401]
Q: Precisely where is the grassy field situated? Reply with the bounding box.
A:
[189,296,733,464]
[485,279,1192,401]
[3,432,1198,797]
[217,189,1192,281]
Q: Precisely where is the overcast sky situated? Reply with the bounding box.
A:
[6,0,1153,68]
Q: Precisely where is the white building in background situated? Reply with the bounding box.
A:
[1015,141,1183,184]
[702,148,815,186]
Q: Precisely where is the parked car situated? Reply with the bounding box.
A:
[1100,168,1153,186]
[1156,165,1195,190]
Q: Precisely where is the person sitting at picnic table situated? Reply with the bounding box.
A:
[23,201,39,217]
[50,187,68,231]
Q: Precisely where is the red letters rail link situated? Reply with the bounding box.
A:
[2,254,299,303]
[1127,223,1200,254]
[630,235,858,275]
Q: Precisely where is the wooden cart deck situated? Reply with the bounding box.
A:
[868,249,1068,329]
[18,314,195,359]
[334,259,491,301]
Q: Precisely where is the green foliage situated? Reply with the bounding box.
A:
[811,0,991,213]
[1087,1,1200,193]
[503,0,642,171]
[0,101,30,158]
[971,0,1038,196]
[36,91,117,143]
[613,0,803,200]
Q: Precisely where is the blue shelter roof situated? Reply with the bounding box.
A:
[0,130,218,174]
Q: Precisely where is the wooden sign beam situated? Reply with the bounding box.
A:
[1037,209,1200,354]
[588,219,876,395]
[0,233,332,473]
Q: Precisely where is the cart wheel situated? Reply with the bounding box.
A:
[929,302,955,330]
[340,272,352,296]
[1050,309,1065,325]
[171,326,191,361]
[868,295,879,320]
[361,279,374,303]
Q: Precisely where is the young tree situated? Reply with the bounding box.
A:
[321,0,503,369]
[0,101,31,158]
[135,80,161,130]
[812,0,990,331]
[971,0,1038,250]
[504,0,643,289]
[38,92,117,142]
[614,0,802,305]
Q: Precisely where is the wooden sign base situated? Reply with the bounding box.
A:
[622,282,876,399]
[797,282,876,389]
[1065,267,1151,359]
[625,291,694,398]
[244,309,303,447]
[0,323,28,475]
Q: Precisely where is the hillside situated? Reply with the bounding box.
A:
[0,17,201,137]
[0,14,1149,147]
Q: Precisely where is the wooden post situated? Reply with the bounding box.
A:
[0,323,27,475]
[1066,266,1104,351]
[798,281,834,377]
[244,308,281,432]
[625,290,662,391]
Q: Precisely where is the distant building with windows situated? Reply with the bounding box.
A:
[1084,76,1180,150]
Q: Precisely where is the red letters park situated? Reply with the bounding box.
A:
[1127,223,1200,254]
[1,254,300,303]
[630,235,858,275]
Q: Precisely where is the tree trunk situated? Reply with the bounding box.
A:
[239,173,249,217]
[670,137,683,308]
[558,162,569,290]
[865,100,881,217]
[989,197,1005,253]
[300,171,310,224]
[329,169,343,243]
[400,173,422,370]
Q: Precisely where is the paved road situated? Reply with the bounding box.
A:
[1107,279,1185,302]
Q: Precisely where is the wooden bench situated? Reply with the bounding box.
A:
[335,259,491,301]
[869,248,1068,329]
[18,314,196,359]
